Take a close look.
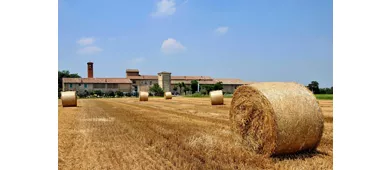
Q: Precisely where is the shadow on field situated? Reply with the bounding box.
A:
[272,150,328,160]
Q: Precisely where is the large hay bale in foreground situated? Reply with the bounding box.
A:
[229,82,324,156]
[61,91,77,107]
[164,92,172,99]
[210,90,224,105]
[139,91,149,101]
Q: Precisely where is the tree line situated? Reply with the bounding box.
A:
[306,81,333,94]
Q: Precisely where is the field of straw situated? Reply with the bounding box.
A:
[58,97,333,170]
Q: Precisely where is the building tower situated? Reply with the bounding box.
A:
[158,71,171,92]
[87,62,93,78]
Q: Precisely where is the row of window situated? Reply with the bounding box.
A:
[68,84,119,89]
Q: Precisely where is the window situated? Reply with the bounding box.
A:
[107,84,118,88]
[79,84,81,86]
[69,84,73,88]
[93,84,105,89]
[150,81,152,85]
[84,84,88,88]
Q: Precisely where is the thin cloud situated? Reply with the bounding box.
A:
[77,46,102,55]
[77,37,95,46]
[215,26,229,35]
[161,38,186,54]
[151,0,176,17]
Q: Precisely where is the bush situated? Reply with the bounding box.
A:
[94,90,103,97]
[115,91,124,97]
[200,88,208,95]
[191,92,203,97]
[125,92,132,97]
[107,90,115,97]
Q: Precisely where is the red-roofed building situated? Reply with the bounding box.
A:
[62,62,246,94]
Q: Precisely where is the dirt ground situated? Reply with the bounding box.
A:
[58,97,333,170]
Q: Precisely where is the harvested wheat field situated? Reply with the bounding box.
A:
[58,97,333,170]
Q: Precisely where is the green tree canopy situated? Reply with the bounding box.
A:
[58,70,81,92]
[190,80,198,93]
[307,81,320,94]
[149,83,164,96]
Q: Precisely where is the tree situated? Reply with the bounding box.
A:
[307,81,320,94]
[191,80,198,93]
[115,91,124,97]
[58,70,81,91]
[184,86,190,94]
[176,82,186,94]
[173,85,178,92]
[213,81,223,90]
[149,83,164,96]
[200,84,214,94]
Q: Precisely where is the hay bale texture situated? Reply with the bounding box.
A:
[210,90,224,105]
[229,82,324,156]
[139,91,149,101]
[61,91,77,107]
[164,92,172,99]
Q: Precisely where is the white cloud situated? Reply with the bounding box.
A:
[215,26,229,35]
[129,57,145,65]
[77,37,95,46]
[151,0,176,17]
[77,46,102,55]
[161,38,186,54]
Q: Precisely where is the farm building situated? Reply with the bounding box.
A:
[62,62,248,94]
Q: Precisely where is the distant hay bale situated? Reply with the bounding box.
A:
[164,92,172,99]
[229,82,324,156]
[61,91,77,107]
[210,90,224,105]
[139,91,149,101]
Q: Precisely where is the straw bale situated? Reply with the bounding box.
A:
[139,91,149,101]
[164,92,173,99]
[229,82,324,156]
[61,91,77,107]
[210,90,224,105]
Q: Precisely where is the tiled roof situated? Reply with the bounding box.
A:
[62,78,81,83]
[127,75,158,80]
[171,76,213,81]
[63,78,132,84]
[105,78,132,84]
[214,78,245,85]
[126,69,139,73]
[158,71,171,74]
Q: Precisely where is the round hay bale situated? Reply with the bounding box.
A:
[164,92,172,99]
[229,82,324,156]
[139,91,149,101]
[61,91,77,107]
[210,90,224,105]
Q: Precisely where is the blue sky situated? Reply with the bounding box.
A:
[59,0,333,87]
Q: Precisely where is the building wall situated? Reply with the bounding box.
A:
[132,80,158,92]
[222,84,241,93]
[63,83,132,93]
[158,73,171,92]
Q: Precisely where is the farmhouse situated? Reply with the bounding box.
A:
[62,62,247,94]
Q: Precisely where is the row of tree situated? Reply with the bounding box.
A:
[172,80,224,94]
[149,80,225,96]
[306,81,333,94]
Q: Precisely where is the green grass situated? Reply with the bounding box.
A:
[315,94,333,100]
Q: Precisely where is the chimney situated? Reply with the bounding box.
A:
[87,62,93,78]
